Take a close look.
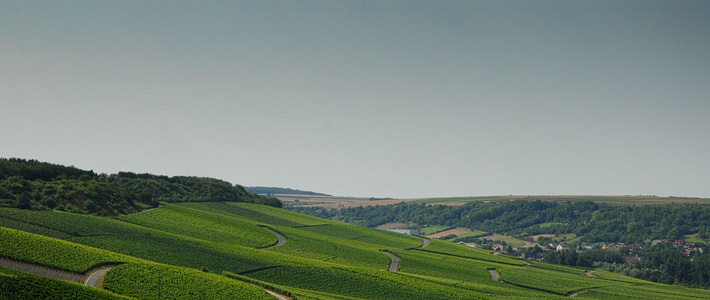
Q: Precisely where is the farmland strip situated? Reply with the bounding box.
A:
[0,257,83,283]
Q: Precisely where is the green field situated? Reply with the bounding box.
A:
[478,234,529,248]
[538,222,565,228]
[2,202,710,299]
[420,225,453,235]
[446,230,488,239]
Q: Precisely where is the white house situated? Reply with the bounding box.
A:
[386,229,420,235]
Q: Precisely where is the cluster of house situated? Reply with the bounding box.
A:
[651,239,706,256]
[535,239,708,262]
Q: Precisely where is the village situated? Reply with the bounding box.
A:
[483,239,709,262]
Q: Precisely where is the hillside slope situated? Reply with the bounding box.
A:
[2,201,710,299]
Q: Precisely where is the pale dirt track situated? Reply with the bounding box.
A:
[0,257,113,288]
[382,251,400,272]
[261,226,288,247]
[0,257,83,283]
[266,290,291,300]
[488,269,499,281]
[421,238,430,248]
[84,265,115,288]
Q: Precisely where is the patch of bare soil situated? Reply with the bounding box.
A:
[528,234,555,241]
[376,222,407,230]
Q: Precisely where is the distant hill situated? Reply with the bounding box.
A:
[245,186,330,196]
[0,158,281,216]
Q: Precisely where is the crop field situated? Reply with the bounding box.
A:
[104,262,273,300]
[214,201,328,227]
[119,203,277,248]
[0,266,130,300]
[420,239,528,266]
[4,202,710,299]
[499,267,612,295]
[526,261,587,275]
[394,249,500,282]
[426,227,470,239]
[478,234,529,248]
[299,223,422,249]
[0,227,128,273]
[447,229,488,239]
[419,225,452,235]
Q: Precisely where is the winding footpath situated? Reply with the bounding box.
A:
[265,290,291,300]
[488,269,499,281]
[257,226,292,299]
[0,257,112,288]
[84,265,115,288]
[382,251,400,272]
[260,226,288,247]
[421,238,430,248]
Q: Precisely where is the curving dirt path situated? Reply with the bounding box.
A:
[421,238,430,248]
[585,270,597,278]
[260,226,288,247]
[0,257,83,283]
[84,265,115,288]
[265,289,291,300]
[382,251,400,272]
[488,269,499,281]
[0,257,116,288]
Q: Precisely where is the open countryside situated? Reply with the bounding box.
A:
[283,194,710,209]
[3,159,710,299]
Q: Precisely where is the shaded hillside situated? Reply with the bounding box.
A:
[0,158,281,216]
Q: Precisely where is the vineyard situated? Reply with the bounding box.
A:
[3,202,710,299]
[0,266,130,300]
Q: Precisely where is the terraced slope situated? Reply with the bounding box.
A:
[2,203,710,299]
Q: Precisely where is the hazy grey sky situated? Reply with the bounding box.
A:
[1,1,708,198]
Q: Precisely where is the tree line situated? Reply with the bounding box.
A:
[290,199,710,244]
[0,158,281,216]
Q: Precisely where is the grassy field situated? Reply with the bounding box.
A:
[538,222,565,228]
[478,234,529,248]
[420,225,453,235]
[683,233,709,243]
[2,202,710,299]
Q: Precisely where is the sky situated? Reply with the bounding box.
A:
[1,1,709,198]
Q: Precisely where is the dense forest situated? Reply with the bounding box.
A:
[291,200,710,244]
[245,186,330,196]
[0,158,281,216]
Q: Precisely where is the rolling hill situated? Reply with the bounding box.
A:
[3,201,710,299]
[2,159,710,299]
